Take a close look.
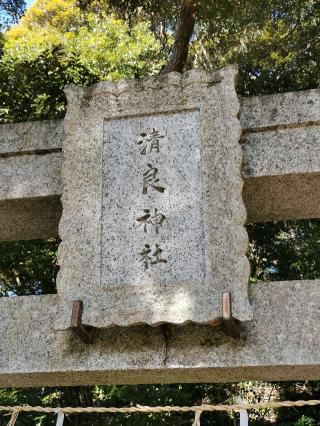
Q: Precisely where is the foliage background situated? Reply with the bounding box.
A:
[0,0,320,424]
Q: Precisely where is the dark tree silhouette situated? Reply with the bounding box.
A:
[162,0,197,74]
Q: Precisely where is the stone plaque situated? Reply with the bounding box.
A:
[56,66,252,329]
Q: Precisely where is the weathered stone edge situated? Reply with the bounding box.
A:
[78,69,223,99]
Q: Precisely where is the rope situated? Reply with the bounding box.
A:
[0,399,320,416]
[7,409,19,426]
[192,410,202,426]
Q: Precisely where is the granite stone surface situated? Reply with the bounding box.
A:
[240,88,320,130]
[0,119,63,155]
[101,111,205,287]
[0,197,62,241]
[242,126,320,178]
[0,85,320,386]
[244,173,320,222]
[0,153,62,200]
[57,66,252,328]
[240,88,320,222]
[0,119,63,241]
[0,280,319,386]
[1,88,320,241]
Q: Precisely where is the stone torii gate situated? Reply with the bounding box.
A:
[0,68,319,387]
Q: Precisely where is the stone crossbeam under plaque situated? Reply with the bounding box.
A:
[56,66,252,329]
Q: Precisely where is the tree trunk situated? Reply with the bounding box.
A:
[161,0,196,74]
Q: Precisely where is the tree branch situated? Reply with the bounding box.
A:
[161,0,197,74]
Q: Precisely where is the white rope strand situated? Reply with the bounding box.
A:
[240,408,249,426]
[237,397,249,426]
[192,410,202,426]
[55,411,65,426]
[7,410,19,426]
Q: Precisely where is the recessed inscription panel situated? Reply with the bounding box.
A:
[101,111,205,287]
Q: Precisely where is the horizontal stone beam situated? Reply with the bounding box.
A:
[241,88,320,222]
[0,197,62,241]
[1,89,319,241]
[1,88,320,387]
[0,280,319,387]
[0,120,63,240]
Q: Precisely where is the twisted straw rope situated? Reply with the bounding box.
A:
[1,400,320,415]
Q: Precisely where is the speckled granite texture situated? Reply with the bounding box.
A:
[0,280,319,387]
[1,89,320,241]
[241,88,320,221]
[56,66,252,328]
[0,85,320,386]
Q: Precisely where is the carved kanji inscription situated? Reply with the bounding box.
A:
[101,111,205,287]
